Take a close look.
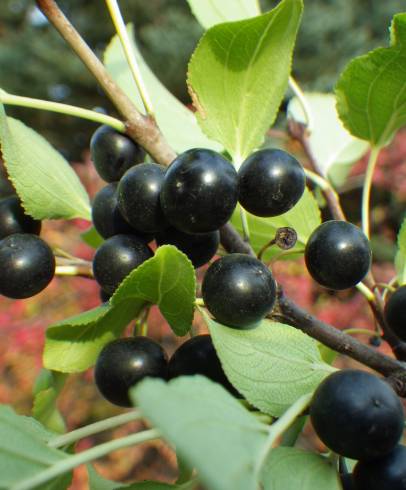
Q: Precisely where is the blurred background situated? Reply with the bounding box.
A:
[0,0,405,488]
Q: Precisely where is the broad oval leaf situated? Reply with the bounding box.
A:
[0,103,91,220]
[260,447,341,490]
[231,188,321,261]
[204,315,334,416]
[186,0,260,29]
[187,0,303,163]
[111,245,196,337]
[132,376,269,490]
[395,216,406,285]
[104,24,220,154]
[336,13,406,148]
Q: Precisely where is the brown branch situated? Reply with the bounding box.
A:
[219,223,256,256]
[36,0,176,166]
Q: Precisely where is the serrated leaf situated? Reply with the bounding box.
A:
[32,369,67,434]
[395,216,406,285]
[186,0,260,29]
[187,0,303,163]
[260,447,341,490]
[204,315,334,416]
[44,301,143,373]
[231,188,321,261]
[104,25,220,154]
[112,246,196,337]
[81,226,104,249]
[0,103,91,220]
[132,376,269,490]
[288,93,369,186]
[336,13,406,147]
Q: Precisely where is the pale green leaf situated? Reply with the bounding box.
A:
[336,13,406,147]
[205,316,334,416]
[187,0,303,162]
[112,246,196,336]
[33,369,67,434]
[395,216,406,285]
[231,188,321,261]
[260,447,341,490]
[186,0,260,29]
[0,104,91,220]
[288,93,369,186]
[104,25,220,154]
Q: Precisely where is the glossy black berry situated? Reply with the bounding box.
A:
[155,227,219,268]
[202,254,276,328]
[305,220,371,290]
[0,233,55,299]
[384,285,406,341]
[340,474,355,490]
[238,149,305,217]
[118,163,167,233]
[310,369,404,461]
[168,335,239,396]
[0,195,41,239]
[99,289,111,303]
[160,148,238,234]
[95,336,168,407]
[353,445,406,490]
[93,234,153,295]
[90,125,145,183]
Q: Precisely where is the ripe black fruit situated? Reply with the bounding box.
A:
[238,149,305,217]
[202,254,276,328]
[310,369,404,461]
[92,234,153,295]
[95,336,168,407]
[353,445,406,490]
[160,148,238,233]
[156,227,219,268]
[90,125,145,182]
[305,220,371,290]
[0,233,55,299]
[0,195,41,239]
[384,285,406,341]
[118,163,167,233]
[168,335,239,396]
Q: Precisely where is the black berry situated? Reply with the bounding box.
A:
[99,288,111,303]
[90,125,145,183]
[353,445,406,490]
[168,335,239,396]
[0,195,41,239]
[238,149,305,217]
[118,163,167,233]
[95,336,168,407]
[305,220,371,290]
[156,227,219,268]
[160,148,238,233]
[310,369,404,461]
[0,233,55,299]
[93,234,153,295]
[202,254,276,328]
[384,285,406,341]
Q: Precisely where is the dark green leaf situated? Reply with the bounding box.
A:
[81,226,104,249]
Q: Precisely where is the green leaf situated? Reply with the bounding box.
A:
[0,103,91,220]
[287,93,369,186]
[0,405,68,488]
[132,376,269,490]
[187,0,303,163]
[87,465,126,490]
[395,216,406,285]
[44,301,143,373]
[112,246,196,337]
[260,447,341,490]
[32,369,67,434]
[336,13,406,147]
[186,0,260,29]
[104,24,220,154]
[231,189,321,261]
[81,226,104,249]
[204,315,334,416]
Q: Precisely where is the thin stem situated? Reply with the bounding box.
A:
[288,77,314,133]
[55,264,94,278]
[195,298,205,307]
[0,92,125,132]
[12,428,161,490]
[304,168,330,192]
[48,410,143,448]
[343,328,376,337]
[239,207,251,242]
[362,146,380,239]
[257,239,276,261]
[356,282,375,302]
[105,0,154,115]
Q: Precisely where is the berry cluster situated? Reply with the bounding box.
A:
[310,369,406,489]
